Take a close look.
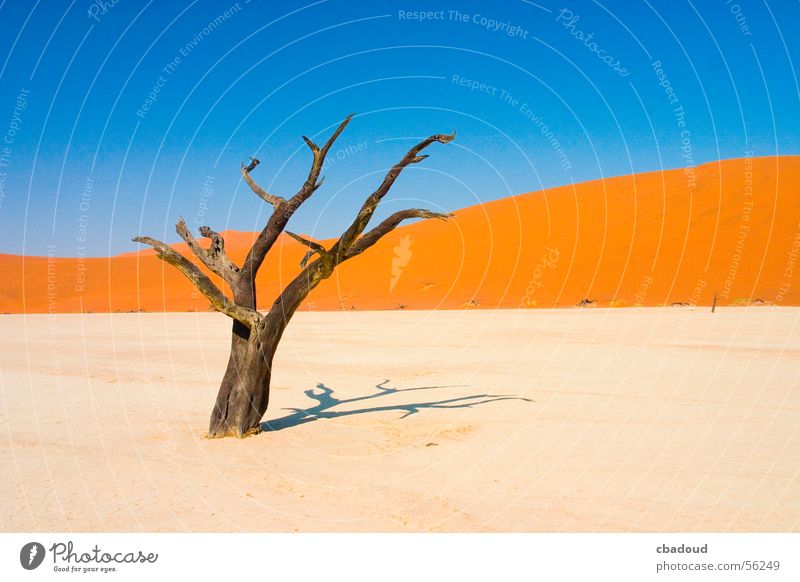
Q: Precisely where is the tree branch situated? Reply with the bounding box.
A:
[198,224,240,273]
[290,113,355,208]
[240,114,355,282]
[241,158,285,207]
[344,209,453,260]
[268,208,452,323]
[132,235,261,329]
[332,131,455,257]
[175,217,239,283]
[285,231,331,268]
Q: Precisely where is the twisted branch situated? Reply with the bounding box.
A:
[175,217,239,283]
[241,158,285,207]
[132,235,261,329]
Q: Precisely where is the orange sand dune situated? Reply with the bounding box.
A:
[2,156,799,313]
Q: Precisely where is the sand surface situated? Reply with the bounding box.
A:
[3,156,799,314]
[1,308,798,532]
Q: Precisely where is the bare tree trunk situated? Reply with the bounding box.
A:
[208,278,288,438]
[207,322,264,438]
[208,282,303,438]
[207,340,273,437]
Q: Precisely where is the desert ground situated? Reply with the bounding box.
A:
[1,307,798,532]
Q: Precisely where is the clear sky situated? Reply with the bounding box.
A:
[0,0,798,256]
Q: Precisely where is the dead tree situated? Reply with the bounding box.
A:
[134,115,454,438]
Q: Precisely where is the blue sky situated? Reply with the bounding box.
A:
[0,0,798,256]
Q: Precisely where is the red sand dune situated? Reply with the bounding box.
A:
[2,156,799,313]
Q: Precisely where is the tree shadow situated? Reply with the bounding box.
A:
[260,380,534,432]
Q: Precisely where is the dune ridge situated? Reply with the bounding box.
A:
[2,155,798,314]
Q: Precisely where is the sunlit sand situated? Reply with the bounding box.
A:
[1,308,797,532]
